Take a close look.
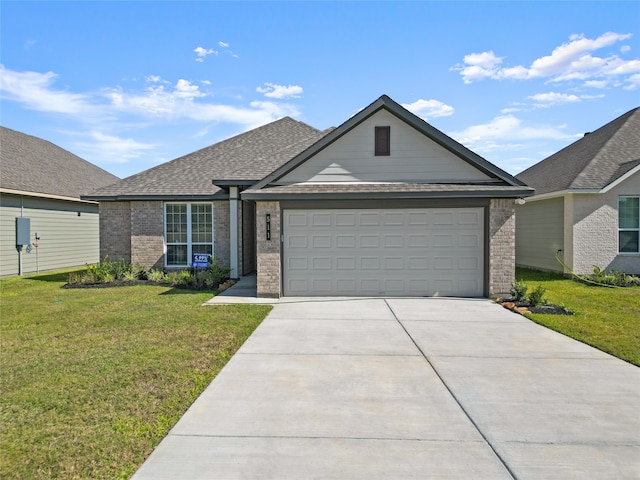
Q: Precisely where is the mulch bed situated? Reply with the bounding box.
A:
[495,298,574,316]
[63,279,237,291]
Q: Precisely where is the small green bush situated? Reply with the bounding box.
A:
[66,255,232,291]
[527,284,547,307]
[588,265,640,287]
[147,269,167,283]
[510,280,528,301]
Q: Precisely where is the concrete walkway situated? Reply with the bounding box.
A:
[133,294,640,479]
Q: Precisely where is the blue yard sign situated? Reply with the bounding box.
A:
[192,253,210,268]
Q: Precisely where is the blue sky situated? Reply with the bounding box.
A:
[1,1,639,179]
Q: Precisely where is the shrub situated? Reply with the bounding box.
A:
[147,269,167,283]
[206,256,232,288]
[527,284,547,307]
[510,280,528,302]
[588,265,640,287]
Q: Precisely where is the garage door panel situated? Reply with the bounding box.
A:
[283,208,484,297]
[336,235,356,248]
[359,235,380,248]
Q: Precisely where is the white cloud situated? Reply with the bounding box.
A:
[174,79,204,98]
[528,91,605,107]
[449,114,579,154]
[452,32,639,87]
[218,41,229,48]
[528,92,581,106]
[194,46,217,62]
[0,64,98,116]
[256,82,303,99]
[1,65,303,132]
[621,45,631,53]
[584,79,610,89]
[145,75,162,83]
[624,73,640,90]
[73,131,158,164]
[401,99,454,119]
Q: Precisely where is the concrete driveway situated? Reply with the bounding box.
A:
[132,298,640,479]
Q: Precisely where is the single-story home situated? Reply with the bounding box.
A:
[0,126,120,276]
[85,95,534,297]
[516,106,640,275]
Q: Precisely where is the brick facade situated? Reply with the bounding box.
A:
[99,201,131,263]
[213,201,230,269]
[256,201,281,297]
[99,200,231,271]
[131,201,164,270]
[489,198,516,295]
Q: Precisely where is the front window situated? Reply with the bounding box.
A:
[619,196,639,253]
[165,203,213,266]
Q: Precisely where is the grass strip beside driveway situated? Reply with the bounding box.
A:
[517,268,640,367]
[0,270,271,479]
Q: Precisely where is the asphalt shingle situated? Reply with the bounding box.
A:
[517,107,640,194]
[86,117,327,199]
[0,127,120,199]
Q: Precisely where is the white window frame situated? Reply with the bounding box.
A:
[164,202,214,267]
[618,196,640,254]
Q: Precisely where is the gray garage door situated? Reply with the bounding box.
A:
[283,208,484,297]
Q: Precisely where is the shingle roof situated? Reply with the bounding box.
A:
[86,117,327,199]
[242,182,534,200]
[517,107,640,195]
[0,126,119,199]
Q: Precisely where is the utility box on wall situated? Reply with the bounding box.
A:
[16,217,30,246]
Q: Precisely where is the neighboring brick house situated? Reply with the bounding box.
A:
[86,95,534,297]
[0,127,119,276]
[516,107,640,275]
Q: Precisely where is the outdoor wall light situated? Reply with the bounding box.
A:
[515,198,526,205]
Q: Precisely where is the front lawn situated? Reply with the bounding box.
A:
[0,269,271,479]
[516,268,640,366]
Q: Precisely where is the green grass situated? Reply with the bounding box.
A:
[516,268,640,366]
[0,269,271,479]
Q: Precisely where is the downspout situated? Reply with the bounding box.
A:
[229,186,239,279]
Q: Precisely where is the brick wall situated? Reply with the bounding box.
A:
[256,201,281,297]
[99,201,131,262]
[572,171,640,274]
[214,201,230,269]
[131,201,165,270]
[489,199,516,295]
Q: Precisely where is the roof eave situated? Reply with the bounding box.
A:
[241,189,535,201]
[1,188,98,204]
[81,193,228,202]
[600,163,640,193]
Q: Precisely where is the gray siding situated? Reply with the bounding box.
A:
[278,110,493,184]
[515,197,564,272]
[1,193,100,276]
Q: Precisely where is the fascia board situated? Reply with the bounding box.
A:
[241,189,535,201]
[1,188,98,205]
[600,164,640,193]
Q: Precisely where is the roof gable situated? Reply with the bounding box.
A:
[517,106,640,195]
[253,95,526,190]
[0,127,119,199]
[276,109,494,184]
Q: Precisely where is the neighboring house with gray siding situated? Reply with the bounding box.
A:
[0,127,119,276]
[86,95,534,298]
[516,107,640,275]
